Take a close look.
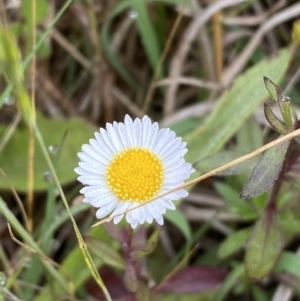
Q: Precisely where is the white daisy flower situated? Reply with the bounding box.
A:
[75,115,194,229]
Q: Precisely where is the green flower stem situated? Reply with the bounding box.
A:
[34,125,112,301]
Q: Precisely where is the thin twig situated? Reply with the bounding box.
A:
[222,2,300,86]
[222,0,286,26]
[164,0,248,116]
[155,77,221,90]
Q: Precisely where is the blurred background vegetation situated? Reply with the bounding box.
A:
[1,0,300,300]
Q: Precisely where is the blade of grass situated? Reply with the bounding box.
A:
[0,0,74,108]
[131,0,161,72]
[0,197,69,293]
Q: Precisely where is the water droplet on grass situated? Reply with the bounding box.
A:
[128,10,138,19]
[4,96,15,106]
[0,272,6,286]
[48,145,58,154]
[44,171,52,182]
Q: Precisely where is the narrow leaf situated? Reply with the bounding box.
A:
[165,209,191,242]
[132,0,161,72]
[196,150,257,176]
[186,48,291,163]
[101,0,138,90]
[275,251,300,279]
[85,237,125,269]
[158,266,227,293]
[264,103,288,134]
[218,228,251,259]
[263,76,283,109]
[213,264,245,301]
[240,139,291,199]
[245,206,282,280]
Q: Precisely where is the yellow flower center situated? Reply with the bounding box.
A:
[106,148,163,203]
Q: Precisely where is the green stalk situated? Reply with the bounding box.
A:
[34,125,112,301]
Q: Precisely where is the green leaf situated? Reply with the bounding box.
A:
[218,228,251,259]
[264,103,288,134]
[263,76,282,103]
[214,182,256,219]
[185,48,291,164]
[86,237,125,269]
[165,209,192,242]
[196,150,257,176]
[213,264,245,301]
[245,206,282,280]
[240,138,291,199]
[131,0,161,73]
[275,251,300,279]
[0,113,96,191]
[236,117,263,153]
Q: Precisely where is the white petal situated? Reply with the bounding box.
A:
[139,206,146,224]
[141,116,152,147]
[96,200,118,218]
[77,163,105,175]
[81,144,104,163]
[117,123,130,147]
[94,132,114,158]
[133,117,142,146]
[77,152,109,168]
[147,122,159,149]
[162,148,187,162]
[151,201,166,215]
[81,186,111,198]
[155,215,164,226]
[155,130,176,154]
[89,192,115,206]
[112,202,130,224]
[100,128,116,152]
[152,128,170,153]
[106,123,124,152]
[124,115,135,146]
[144,207,153,223]
[130,219,138,229]
[164,190,188,200]
[161,198,176,210]
[77,175,104,185]
[160,137,182,157]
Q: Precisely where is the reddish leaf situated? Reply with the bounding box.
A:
[158,266,227,293]
[86,266,130,300]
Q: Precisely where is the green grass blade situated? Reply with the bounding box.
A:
[185,48,292,164]
[0,197,69,293]
[131,0,161,72]
[101,0,138,90]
